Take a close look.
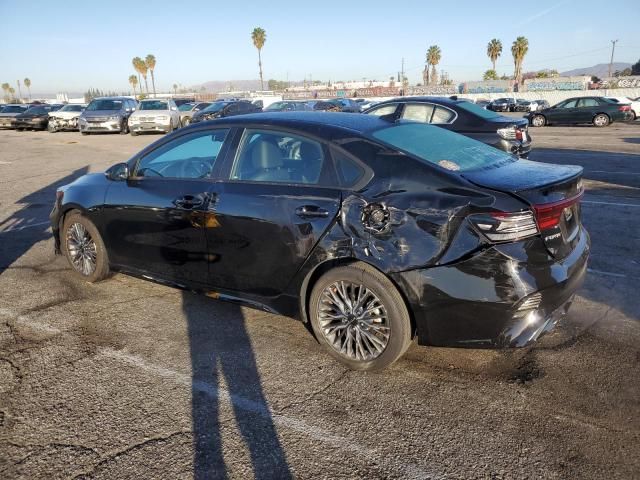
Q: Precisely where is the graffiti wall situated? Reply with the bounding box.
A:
[524,76,590,91]
[459,80,513,94]
[592,76,640,89]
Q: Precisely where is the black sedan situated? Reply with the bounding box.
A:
[14,104,63,130]
[488,98,516,112]
[50,112,589,370]
[191,100,261,123]
[529,96,633,127]
[365,97,532,157]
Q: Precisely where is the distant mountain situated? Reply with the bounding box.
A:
[560,62,631,78]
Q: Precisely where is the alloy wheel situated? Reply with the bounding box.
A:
[317,281,390,361]
[66,222,97,276]
[593,114,609,127]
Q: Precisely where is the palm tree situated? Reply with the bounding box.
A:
[511,36,529,84]
[145,54,157,97]
[1,83,9,101]
[129,75,139,99]
[173,83,178,95]
[23,78,31,100]
[8,86,15,101]
[487,39,502,72]
[251,27,267,90]
[132,57,149,94]
[16,80,22,101]
[426,45,442,85]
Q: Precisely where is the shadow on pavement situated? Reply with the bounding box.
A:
[183,291,292,479]
[623,137,640,144]
[0,166,89,275]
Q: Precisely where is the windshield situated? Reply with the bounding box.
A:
[1,106,26,113]
[370,122,513,172]
[139,100,169,110]
[25,106,49,114]
[456,101,501,119]
[201,102,227,113]
[265,102,287,111]
[178,103,194,111]
[60,105,84,112]
[86,99,123,111]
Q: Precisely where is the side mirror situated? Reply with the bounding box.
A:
[106,162,129,181]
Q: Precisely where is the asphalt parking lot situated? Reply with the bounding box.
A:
[0,122,639,479]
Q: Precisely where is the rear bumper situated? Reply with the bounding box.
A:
[391,227,590,348]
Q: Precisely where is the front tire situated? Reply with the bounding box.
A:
[530,114,546,127]
[62,211,110,282]
[182,117,190,127]
[593,114,610,127]
[309,263,412,371]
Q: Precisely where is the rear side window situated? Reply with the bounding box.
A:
[231,129,329,185]
[402,104,435,123]
[431,106,456,124]
[371,123,514,172]
[332,149,367,188]
[578,98,599,107]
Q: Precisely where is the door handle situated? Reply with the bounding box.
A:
[173,194,205,209]
[295,205,329,219]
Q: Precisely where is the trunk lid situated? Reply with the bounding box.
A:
[462,159,584,259]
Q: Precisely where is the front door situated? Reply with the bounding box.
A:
[205,128,342,296]
[102,128,231,285]
[549,99,579,124]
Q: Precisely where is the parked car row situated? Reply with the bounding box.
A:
[486,98,550,112]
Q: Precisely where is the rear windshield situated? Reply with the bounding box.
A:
[201,102,227,112]
[140,100,169,110]
[25,106,49,114]
[86,99,123,111]
[456,101,501,119]
[1,106,26,113]
[370,122,514,172]
[60,105,84,112]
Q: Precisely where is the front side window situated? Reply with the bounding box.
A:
[558,100,578,109]
[135,129,229,179]
[370,123,513,172]
[231,129,327,185]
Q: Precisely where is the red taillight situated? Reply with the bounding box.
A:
[533,191,583,230]
[619,105,631,112]
[515,129,523,141]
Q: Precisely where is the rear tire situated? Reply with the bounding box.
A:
[130,130,138,136]
[530,114,546,127]
[120,120,129,134]
[62,211,110,283]
[309,263,412,371]
[81,132,89,136]
[182,117,190,127]
[593,114,610,127]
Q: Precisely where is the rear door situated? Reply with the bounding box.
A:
[576,97,599,123]
[205,127,342,296]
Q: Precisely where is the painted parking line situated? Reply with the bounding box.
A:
[101,348,437,479]
[587,268,626,279]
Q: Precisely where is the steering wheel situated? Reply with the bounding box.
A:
[180,158,211,178]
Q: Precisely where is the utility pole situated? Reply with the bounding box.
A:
[608,39,618,78]
[401,57,405,83]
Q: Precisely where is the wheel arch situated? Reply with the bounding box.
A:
[54,204,93,253]
[299,257,417,338]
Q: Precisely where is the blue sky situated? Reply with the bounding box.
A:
[1,0,638,94]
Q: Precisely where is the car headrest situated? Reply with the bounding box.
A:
[252,140,283,169]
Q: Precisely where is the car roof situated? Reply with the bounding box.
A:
[201,111,391,134]
[380,96,466,107]
[91,96,132,101]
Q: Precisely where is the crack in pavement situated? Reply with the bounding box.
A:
[275,369,350,414]
[71,431,192,479]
